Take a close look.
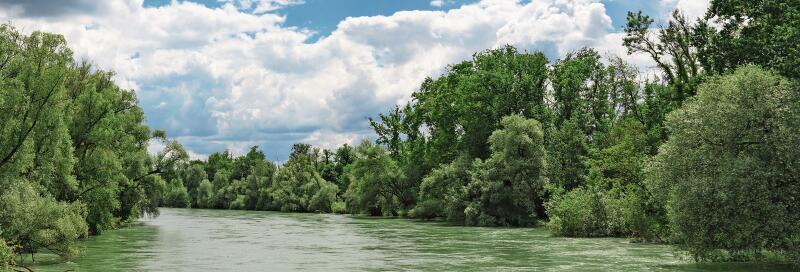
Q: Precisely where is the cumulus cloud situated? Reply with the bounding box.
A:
[660,0,711,21]
[222,0,305,13]
[0,0,707,159]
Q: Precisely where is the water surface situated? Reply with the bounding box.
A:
[33,208,792,271]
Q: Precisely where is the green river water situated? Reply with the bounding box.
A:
[31,208,793,271]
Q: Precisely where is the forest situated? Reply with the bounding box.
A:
[1,0,799,270]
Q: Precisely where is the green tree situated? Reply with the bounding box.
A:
[461,115,546,226]
[344,140,407,216]
[196,179,214,209]
[701,1,800,79]
[648,66,800,262]
[624,10,703,102]
[330,144,355,194]
[411,156,472,220]
[268,144,337,212]
[162,179,190,208]
[547,119,589,192]
[182,163,207,208]
[0,182,88,260]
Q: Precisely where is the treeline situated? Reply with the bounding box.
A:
[159,2,799,265]
[0,24,188,269]
[1,0,798,269]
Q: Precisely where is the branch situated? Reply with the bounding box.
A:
[0,72,64,169]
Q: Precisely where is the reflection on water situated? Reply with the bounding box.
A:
[34,208,793,271]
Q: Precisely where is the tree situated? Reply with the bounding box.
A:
[182,164,207,208]
[196,179,214,209]
[206,150,234,180]
[461,115,547,226]
[0,182,88,260]
[547,119,589,192]
[647,66,800,262]
[162,179,190,208]
[411,156,472,220]
[701,1,800,79]
[344,140,407,216]
[210,170,231,209]
[331,144,355,194]
[268,144,337,212]
[624,10,703,102]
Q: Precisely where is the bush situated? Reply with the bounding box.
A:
[546,187,608,237]
[331,200,347,214]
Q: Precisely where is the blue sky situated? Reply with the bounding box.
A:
[144,0,484,42]
[140,0,664,42]
[0,0,708,161]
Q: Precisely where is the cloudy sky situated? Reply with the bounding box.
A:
[0,0,708,160]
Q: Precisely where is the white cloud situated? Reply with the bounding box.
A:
[221,0,305,13]
[660,0,710,21]
[1,0,706,159]
[430,0,445,7]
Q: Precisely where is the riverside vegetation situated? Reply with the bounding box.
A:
[1,1,799,270]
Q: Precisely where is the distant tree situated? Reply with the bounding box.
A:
[268,144,337,212]
[196,179,214,209]
[344,141,407,216]
[162,180,190,208]
[411,156,472,220]
[547,119,589,192]
[182,164,207,207]
[331,144,355,194]
[624,10,703,101]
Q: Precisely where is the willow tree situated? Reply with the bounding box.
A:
[0,23,180,263]
[462,115,547,226]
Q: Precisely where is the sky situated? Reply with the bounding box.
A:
[0,0,710,161]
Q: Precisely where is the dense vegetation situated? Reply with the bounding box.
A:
[0,25,187,269]
[1,0,798,268]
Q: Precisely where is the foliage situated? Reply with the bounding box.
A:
[344,141,407,216]
[0,238,13,270]
[703,0,800,79]
[268,145,338,213]
[460,115,546,226]
[0,23,184,263]
[162,180,190,208]
[411,156,472,220]
[647,66,800,262]
[0,182,88,260]
[196,179,214,209]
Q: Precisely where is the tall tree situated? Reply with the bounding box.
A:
[647,67,800,262]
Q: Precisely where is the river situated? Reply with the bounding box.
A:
[32,208,792,271]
